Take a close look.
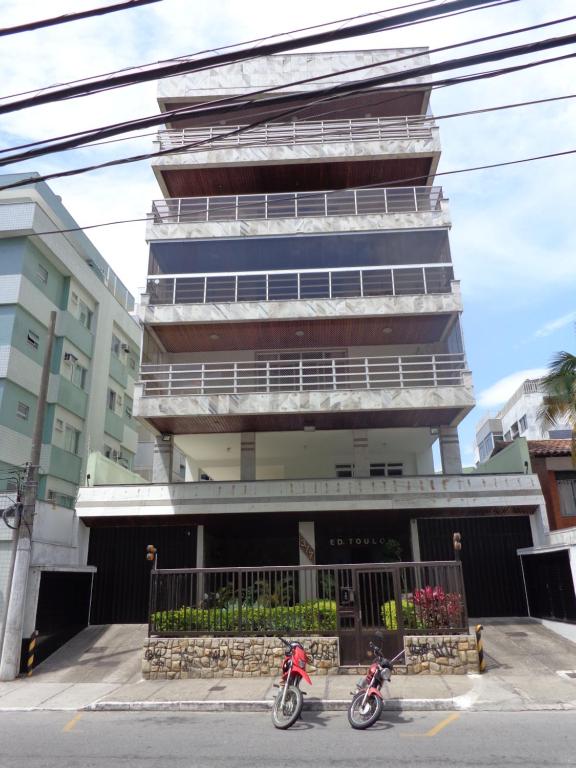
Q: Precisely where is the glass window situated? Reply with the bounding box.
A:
[335,464,354,478]
[504,431,512,442]
[27,330,39,349]
[387,463,404,477]
[16,402,30,420]
[111,334,121,356]
[36,264,48,284]
[558,476,576,517]
[63,425,80,455]
[79,300,93,330]
[369,464,387,477]
[107,389,117,411]
[518,415,527,433]
[72,364,88,390]
[55,418,64,432]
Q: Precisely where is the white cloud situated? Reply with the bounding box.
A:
[534,310,576,338]
[1,0,576,309]
[478,368,548,409]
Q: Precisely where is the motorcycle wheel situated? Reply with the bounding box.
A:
[347,690,383,730]
[271,685,304,730]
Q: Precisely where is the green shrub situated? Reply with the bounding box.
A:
[151,599,337,634]
[380,599,424,630]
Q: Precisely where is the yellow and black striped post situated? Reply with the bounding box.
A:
[27,630,38,677]
[475,623,486,673]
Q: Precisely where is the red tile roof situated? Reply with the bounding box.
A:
[527,439,572,457]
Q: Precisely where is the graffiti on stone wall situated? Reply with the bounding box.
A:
[144,645,167,668]
[406,640,458,660]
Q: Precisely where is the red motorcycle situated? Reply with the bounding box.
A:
[271,636,312,729]
[348,637,403,730]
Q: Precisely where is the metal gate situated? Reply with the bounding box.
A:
[149,561,468,666]
[335,567,403,664]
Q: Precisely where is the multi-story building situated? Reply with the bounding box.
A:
[475,377,572,463]
[78,51,549,627]
[0,173,143,659]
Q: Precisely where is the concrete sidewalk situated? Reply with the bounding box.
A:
[1,619,575,713]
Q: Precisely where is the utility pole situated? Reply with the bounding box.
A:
[0,311,56,680]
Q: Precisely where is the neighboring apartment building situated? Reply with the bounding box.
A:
[77,51,548,630]
[475,378,572,463]
[0,174,142,660]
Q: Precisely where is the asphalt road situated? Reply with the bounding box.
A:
[0,710,575,767]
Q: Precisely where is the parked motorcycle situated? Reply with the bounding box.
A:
[271,636,312,729]
[348,637,403,730]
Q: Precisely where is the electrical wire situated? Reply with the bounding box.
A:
[0,0,161,38]
[2,37,576,180]
[0,0,456,101]
[2,10,574,165]
[0,0,517,116]
[18,146,576,239]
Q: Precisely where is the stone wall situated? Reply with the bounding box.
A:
[143,637,339,680]
[403,635,479,674]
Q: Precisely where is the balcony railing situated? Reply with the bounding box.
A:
[139,353,467,397]
[148,561,468,642]
[150,185,443,225]
[146,263,454,306]
[156,115,436,152]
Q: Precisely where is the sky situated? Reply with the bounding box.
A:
[1,0,575,466]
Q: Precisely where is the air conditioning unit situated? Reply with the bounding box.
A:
[64,352,78,364]
[121,344,130,353]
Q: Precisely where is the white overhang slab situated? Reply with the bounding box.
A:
[141,287,462,326]
[135,381,475,421]
[76,473,543,519]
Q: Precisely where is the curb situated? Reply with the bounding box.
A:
[83,698,463,713]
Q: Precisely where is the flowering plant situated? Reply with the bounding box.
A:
[412,585,463,629]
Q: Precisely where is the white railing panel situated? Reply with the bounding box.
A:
[156,115,436,152]
[139,353,467,397]
[146,263,454,306]
[150,185,443,226]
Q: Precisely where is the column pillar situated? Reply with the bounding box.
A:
[352,430,370,478]
[152,435,173,483]
[240,432,256,481]
[298,521,317,601]
[195,525,205,606]
[439,426,463,475]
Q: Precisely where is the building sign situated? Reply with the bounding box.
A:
[330,537,390,547]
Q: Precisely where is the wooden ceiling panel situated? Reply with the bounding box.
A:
[161,158,433,198]
[152,315,452,354]
[146,408,465,435]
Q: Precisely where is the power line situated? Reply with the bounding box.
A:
[0,0,162,38]
[0,0,516,116]
[18,146,576,239]
[2,33,576,178]
[2,10,573,166]
[0,0,451,101]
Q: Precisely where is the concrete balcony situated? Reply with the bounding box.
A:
[141,265,461,331]
[152,113,440,199]
[76,472,543,519]
[134,354,474,434]
[156,115,438,152]
[146,185,450,240]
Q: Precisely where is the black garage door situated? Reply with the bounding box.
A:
[418,516,533,616]
[88,524,197,624]
[522,550,576,622]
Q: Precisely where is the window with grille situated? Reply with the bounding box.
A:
[16,402,30,420]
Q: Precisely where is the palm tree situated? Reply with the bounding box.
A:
[538,351,576,458]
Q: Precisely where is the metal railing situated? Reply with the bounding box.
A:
[148,561,468,640]
[156,115,436,152]
[150,185,443,225]
[139,353,467,397]
[146,263,454,306]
